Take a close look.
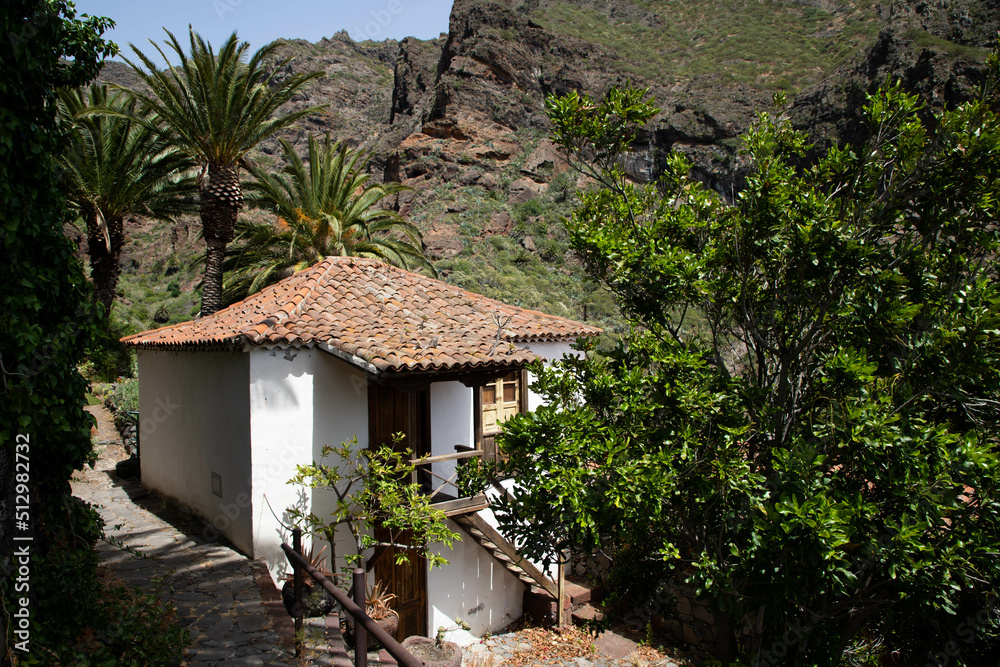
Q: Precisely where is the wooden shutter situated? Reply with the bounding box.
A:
[477,371,526,463]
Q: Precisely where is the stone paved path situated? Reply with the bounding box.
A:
[73,404,294,667]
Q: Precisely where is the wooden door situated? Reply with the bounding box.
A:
[372,528,426,640]
[367,383,429,637]
[368,383,429,458]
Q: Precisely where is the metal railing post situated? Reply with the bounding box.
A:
[281,543,423,667]
[293,527,304,657]
[353,567,367,667]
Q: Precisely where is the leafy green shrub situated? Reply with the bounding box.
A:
[499,69,1000,664]
[108,377,139,414]
[514,198,546,222]
[547,170,577,203]
[128,303,149,322]
[108,377,139,450]
[510,220,528,241]
[85,313,139,382]
[83,575,189,665]
[288,436,460,571]
[77,360,97,381]
[30,500,189,665]
[488,235,517,253]
[539,239,564,262]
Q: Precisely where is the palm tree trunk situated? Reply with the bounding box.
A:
[85,211,123,318]
[199,163,243,316]
[202,240,227,315]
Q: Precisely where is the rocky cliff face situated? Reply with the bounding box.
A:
[102,0,996,241]
[791,0,999,152]
[95,0,997,333]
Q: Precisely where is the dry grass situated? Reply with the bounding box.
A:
[468,624,687,666]
[625,644,678,666]
[464,653,497,667]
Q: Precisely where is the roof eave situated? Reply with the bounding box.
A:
[317,342,382,376]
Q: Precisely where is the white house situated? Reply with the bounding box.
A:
[123,256,600,642]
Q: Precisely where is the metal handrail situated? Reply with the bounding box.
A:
[281,533,423,667]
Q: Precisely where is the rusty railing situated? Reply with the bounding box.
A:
[283,528,422,667]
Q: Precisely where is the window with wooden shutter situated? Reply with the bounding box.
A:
[476,370,527,463]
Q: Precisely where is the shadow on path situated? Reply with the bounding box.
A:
[74,405,294,667]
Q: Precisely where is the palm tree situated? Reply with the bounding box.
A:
[118,28,324,315]
[222,134,434,303]
[58,84,195,315]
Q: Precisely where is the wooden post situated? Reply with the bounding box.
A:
[354,567,368,667]
[293,527,304,657]
[557,555,566,627]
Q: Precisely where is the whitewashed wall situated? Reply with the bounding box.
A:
[522,341,575,411]
[427,517,524,645]
[249,348,370,583]
[310,351,372,577]
[137,348,253,554]
[137,338,581,639]
[429,381,475,498]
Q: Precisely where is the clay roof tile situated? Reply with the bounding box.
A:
[122,257,601,374]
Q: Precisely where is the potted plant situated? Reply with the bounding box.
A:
[343,580,400,650]
[400,619,470,667]
[278,545,336,617]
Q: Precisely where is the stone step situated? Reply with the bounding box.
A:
[564,581,592,607]
[527,582,601,610]
[324,613,351,667]
[571,603,604,625]
[302,613,351,667]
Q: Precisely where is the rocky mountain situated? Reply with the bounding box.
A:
[92,0,997,338]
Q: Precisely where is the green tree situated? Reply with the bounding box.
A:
[58,83,196,314]
[118,28,324,315]
[224,134,432,303]
[2,2,185,664]
[287,435,459,572]
[485,55,1000,663]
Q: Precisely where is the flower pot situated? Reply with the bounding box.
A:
[342,613,400,650]
[400,636,462,667]
[280,580,334,618]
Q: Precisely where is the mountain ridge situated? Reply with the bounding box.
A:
[89,0,997,338]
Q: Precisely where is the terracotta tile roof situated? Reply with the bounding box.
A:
[122,257,602,375]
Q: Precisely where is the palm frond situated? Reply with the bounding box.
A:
[223,133,434,301]
[115,28,325,166]
[57,83,198,226]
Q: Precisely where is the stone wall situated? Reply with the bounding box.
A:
[569,551,612,585]
[647,577,716,652]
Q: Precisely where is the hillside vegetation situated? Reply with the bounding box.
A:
[83,0,997,364]
[530,0,881,90]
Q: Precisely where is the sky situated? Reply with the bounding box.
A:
[73,0,454,64]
